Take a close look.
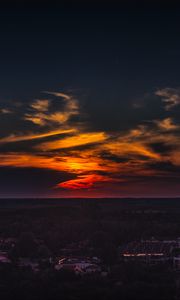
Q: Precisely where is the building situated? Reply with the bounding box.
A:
[55,257,101,275]
[119,239,178,264]
[173,257,180,271]
[18,258,39,272]
[0,251,11,264]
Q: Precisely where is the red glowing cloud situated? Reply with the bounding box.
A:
[57,174,118,190]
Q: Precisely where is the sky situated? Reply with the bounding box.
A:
[0,1,180,198]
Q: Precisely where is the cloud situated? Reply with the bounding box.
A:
[103,140,160,160]
[45,92,71,100]
[36,132,107,151]
[30,99,50,112]
[24,91,79,126]
[154,117,179,131]
[156,88,180,110]
[0,128,76,144]
[0,88,180,193]
[0,108,13,114]
[57,174,118,190]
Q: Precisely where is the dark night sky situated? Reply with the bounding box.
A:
[0,1,180,197]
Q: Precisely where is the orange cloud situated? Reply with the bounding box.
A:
[37,132,107,151]
[154,118,178,131]
[0,152,108,175]
[103,141,160,160]
[30,99,50,112]
[24,91,79,126]
[0,129,76,144]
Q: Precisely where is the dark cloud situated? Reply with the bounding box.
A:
[148,142,175,155]
[83,89,170,133]
[0,167,74,197]
[148,161,180,173]
[100,152,130,163]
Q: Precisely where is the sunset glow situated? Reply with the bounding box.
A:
[0,89,180,197]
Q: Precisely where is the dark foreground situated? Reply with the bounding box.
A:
[0,197,180,300]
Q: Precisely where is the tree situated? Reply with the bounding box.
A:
[38,245,51,259]
[17,232,38,257]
